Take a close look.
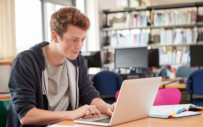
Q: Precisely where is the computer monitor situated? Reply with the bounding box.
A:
[115,47,148,69]
[190,45,203,67]
[148,49,159,67]
[81,51,102,68]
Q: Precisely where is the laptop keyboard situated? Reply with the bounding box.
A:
[93,118,111,123]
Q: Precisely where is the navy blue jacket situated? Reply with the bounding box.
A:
[6,42,100,127]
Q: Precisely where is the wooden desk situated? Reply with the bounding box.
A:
[0,60,12,65]
[0,94,10,100]
[160,78,186,90]
[56,111,203,127]
[159,83,186,90]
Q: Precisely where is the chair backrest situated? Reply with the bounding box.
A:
[176,66,194,78]
[186,69,203,95]
[116,88,181,106]
[157,67,172,78]
[0,99,9,127]
[92,71,123,96]
[153,88,181,105]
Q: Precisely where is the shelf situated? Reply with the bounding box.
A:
[103,6,148,14]
[103,45,148,50]
[148,2,198,10]
[150,24,197,29]
[102,23,202,31]
[148,43,197,48]
[103,2,203,14]
[197,22,203,26]
[102,26,149,31]
[102,42,203,50]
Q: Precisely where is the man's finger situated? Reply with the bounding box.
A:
[107,108,113,116]
[85,109,90,116]
[94,107,101,116]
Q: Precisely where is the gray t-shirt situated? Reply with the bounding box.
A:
[42,47,70,111]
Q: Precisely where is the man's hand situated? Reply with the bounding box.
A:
[20,105,101,125]
[69,105,101,120]
[106,102,116,116]
[90,98,117,117]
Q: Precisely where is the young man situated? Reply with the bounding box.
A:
[7,7,115,127]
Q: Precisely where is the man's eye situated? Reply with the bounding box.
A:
[70,39,77,42]
[82,39,85,43]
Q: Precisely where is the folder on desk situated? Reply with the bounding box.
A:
[149,104,202,118]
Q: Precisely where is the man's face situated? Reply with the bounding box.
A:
[56,24,87,60]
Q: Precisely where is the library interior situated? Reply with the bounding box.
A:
[1,0,203,127]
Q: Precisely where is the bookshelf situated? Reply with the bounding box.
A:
[101,2,203,69]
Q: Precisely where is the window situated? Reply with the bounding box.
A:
[15,0,42,53]
[15,0,78,53]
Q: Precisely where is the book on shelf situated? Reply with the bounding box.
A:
[109,11,150,29]
[149,104,202,118]
[159,47,190,65]
[153,7,197,26]
[152,27,198,45]
[110,29,150,48]
[129,11,149,27]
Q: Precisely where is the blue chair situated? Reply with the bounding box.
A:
[186,69,203,106]
[176,66,193,78]
[92,71,123,104]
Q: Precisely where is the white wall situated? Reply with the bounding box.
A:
[85,0,100,51]
[0,65,11,92]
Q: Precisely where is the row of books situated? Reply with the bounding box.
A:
[129,11,149,27]
[110,30,150,47]
[152,28,198,45]
[153,8,197,26]
[111,11,150,28]
[159,47,190,65]
[108,7,199,29]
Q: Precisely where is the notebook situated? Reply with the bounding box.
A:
[74,77,162,126]
[149,104,202,118]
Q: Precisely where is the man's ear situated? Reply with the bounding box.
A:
[51,31,58,43]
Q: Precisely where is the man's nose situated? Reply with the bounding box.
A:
[76,41,83,50]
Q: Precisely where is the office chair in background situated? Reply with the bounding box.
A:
[92,71,123,104]
[153,88,181,105]
[186,69,203,106]
[176,66,194,78]
[0,99,9,127]
[116,88,181,105]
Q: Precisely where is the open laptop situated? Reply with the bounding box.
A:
[74,77,162,126]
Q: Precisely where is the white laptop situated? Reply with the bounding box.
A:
[74,77,162,126]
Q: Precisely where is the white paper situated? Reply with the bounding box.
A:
[173,111,201,118]
[47,125,74,127]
